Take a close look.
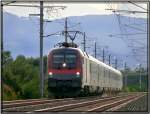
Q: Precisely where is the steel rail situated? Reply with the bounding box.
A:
[88,94,144,111]
[3,95,106,111]
[3,98,73,109]
[106,94,145,111]
[3,98,48,104]
[35,94,134,112]
[3,93,143,112]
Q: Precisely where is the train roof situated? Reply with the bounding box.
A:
[49,47,122,76]
[78,48,122,76]
[49,47,81,52]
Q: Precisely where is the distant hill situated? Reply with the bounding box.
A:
[3,12,147,68]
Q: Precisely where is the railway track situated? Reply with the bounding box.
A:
[3,97,74,111]
[2,93,145,112]
[3,98,48,104]
[3,95,105,111]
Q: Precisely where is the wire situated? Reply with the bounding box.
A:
[128,1,148,11]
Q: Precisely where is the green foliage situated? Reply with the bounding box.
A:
[2,51,48,100]
[123,83,147,92]
[122,68,148,92]
[3,84,18,100]
[22,78,40,99]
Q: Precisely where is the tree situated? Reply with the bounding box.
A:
[2,51,49,100]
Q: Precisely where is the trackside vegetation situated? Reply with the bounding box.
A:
[2,51,48,100]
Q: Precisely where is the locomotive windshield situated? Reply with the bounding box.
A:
[52,53,77,69]
[53,54,64,63]
[66,54,76,64]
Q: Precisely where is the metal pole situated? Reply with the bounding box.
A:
[65,17,67,43]
[124,62,127,88]
[1,4,3,66]
[103,48,105,62]
[115,58,117,69]
[1,4,3,110]
[148,2,150,111]
[94,42,96,58]
[108,54,111,66]
[83,32,86,52]
[139,64,142,91]
[40,1,44,98]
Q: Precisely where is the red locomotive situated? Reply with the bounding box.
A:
[47,42,123,97]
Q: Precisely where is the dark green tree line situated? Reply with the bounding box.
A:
[2,51,48,100]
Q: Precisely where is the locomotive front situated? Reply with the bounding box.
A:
[48,48,82,97]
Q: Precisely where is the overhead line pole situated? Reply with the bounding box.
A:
[65,17,68,43]
[139,64,142,91]
[124,62,127,89]
[108,54,111,66]
[1,4,4,107]
[83,32,86,52]
[115,58,117,69]
[148,2,150,107]
[94,42,97,58]
[1,3,3,67]
[102,48,105,63]
[40,1,44,98]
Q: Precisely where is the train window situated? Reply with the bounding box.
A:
[66,54,76,64]
[65,54,77,69]
[53,54,64,63]
[52,54,64,69]
[52,53,77,69]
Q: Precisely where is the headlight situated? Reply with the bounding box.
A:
[62,63,67,67]
[49,72,53,75]
[76,72,80,75]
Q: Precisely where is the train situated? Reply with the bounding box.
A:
[47,42,123,97]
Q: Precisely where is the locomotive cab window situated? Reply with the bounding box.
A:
[53,54,64,63]
[66,54,77,69]
[66,54,76,64]
[52,53,77,69]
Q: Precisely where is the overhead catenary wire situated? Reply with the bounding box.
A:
[107,3,147,65]
[128,1,148,11]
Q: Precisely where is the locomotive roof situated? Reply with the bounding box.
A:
[50,47,81,52]
[50,47,122,76]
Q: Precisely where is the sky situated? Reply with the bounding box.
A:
[3,2,147,20]
[3,2,148,67]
